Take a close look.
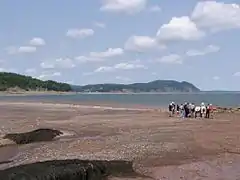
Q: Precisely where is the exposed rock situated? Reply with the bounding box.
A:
[3,128,63,145]
[0,159,149,180]
[215,106,240,113]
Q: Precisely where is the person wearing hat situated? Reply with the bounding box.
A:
[200,102,206,118]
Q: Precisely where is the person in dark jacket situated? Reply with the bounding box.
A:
[168,103,173,117]
[176,104,180,116]
[183,103,188,118]
[186,103,191,118]
[206,104,210,118]
[172,102,176,115]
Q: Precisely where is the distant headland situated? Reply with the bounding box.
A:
[71,80,200,93]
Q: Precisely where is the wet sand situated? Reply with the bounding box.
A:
[0,101,240,179]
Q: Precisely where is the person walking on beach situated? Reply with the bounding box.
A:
[194,106,201,118]
[172,102,176,115]
[176,104,180,116]
[188,103,192,118]
[209,104,214,118]
[200,102,206,118]
[191,103,195,118]
[180,104,184,118]
[184,103,189,118]
[206,104,210,118]
[168,102,173,117]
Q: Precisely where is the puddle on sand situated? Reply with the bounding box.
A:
[80,136,102,140]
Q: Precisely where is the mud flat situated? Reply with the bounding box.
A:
[0,101,240,179]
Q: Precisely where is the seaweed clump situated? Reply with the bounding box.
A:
[3,128,63,144]
[0,159,146,180]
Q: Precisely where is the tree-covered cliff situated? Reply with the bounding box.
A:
[72,80,200,93]
[0,72,72,92]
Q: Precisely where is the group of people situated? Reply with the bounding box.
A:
[168,102,214,118]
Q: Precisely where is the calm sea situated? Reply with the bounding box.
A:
[0,93,239,107]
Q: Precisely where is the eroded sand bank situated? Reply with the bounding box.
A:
[0,101,240,179]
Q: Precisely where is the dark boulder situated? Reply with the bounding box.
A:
[0,159,148,180]
[3,128,63,144]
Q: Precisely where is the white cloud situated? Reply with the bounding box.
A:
[124,35,165,52]
[82,72,95,76]
[38,71,61,80]
[75,56,103,63]
[65,80,75,85]
[148,5,161,12]
[156,16,205,42]
[157,54,183,64]
[100,0,147,14]
[41,58,75,69]
[25,68,37,74]
[94,22,106,28]
[6,38,44,55]
[29,37,46,46]
[18,46,36,53]
[94,66,115,73]
[75,48,123,63]
[186,45,220,56]
[191,1,240,32]
[233,72,240,77]
[66,28,94,38]
[6,46,36,54]
[40,62,54,69]
[114,62,146,69]
[0,68,5,72]
[0,68,18,73]
[94,62,146,73]
[54,58,75,69]
[115,76,132,82]
[213,76,220,80]
[90,48,124,58]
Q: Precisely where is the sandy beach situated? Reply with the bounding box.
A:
[0,101,240,179]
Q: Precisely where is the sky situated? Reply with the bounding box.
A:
[0,0,240,91]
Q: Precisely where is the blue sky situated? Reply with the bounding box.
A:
[0,0,240,90]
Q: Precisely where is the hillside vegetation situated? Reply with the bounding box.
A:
[0,72,72,92]
[72,80,200,93]
[0,72,200,93]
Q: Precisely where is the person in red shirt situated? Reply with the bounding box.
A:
[209,104,214,118]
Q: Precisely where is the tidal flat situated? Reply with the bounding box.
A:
[0,101,240,179]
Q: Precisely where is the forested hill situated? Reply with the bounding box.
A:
[0,72,200,93]
[0,72,72,92]
[71,80,200,93]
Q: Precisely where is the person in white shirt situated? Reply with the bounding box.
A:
[200,102,206,118]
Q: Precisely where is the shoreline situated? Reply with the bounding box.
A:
[0,101,239,114]
[0,91,240,97]
[0,101,162,112]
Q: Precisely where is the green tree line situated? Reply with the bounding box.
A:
[0,72,72,92]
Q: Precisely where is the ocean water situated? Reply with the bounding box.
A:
[0,93,239,107]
